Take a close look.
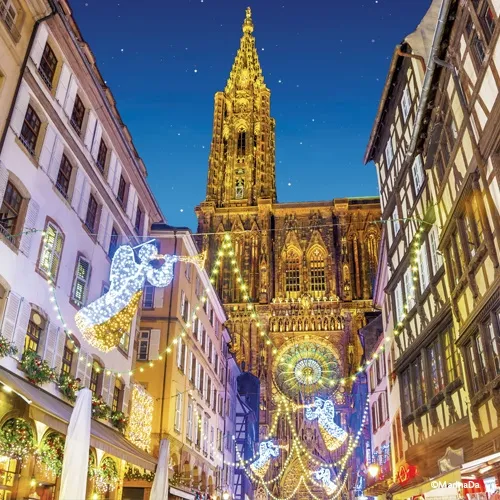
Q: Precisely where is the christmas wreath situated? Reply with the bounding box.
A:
[0,336,17,358]
[110,410,128,432]
[58,374,81,403]
[92,395,110,420]
[21,350,56,386]
[95,457,119,493]
[37,432,65,476]
[0,418,34,461]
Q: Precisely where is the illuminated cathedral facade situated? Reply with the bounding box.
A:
[196,8,381,497]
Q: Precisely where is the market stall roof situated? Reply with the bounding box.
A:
[0,367,157,471]
[461,451,500,475]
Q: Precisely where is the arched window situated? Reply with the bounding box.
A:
[24,308,46,354]
[235,178,245,199]
[309,248,326,296]
[89,359,103,396]
[285,250,301,297]
[237,130,246,156]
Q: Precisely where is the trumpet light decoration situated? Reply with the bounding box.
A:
[305,397,348,451]
[250,441,280,477]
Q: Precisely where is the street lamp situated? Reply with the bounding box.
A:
[222,493,231,500]
[368,463,380,478]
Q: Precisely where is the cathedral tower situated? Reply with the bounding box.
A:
[205,7,276,207]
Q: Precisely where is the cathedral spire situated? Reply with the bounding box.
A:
[243,6,254,34]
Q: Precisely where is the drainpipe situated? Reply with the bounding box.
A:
[396,48,426,73]
[0,0,57,152]
[434,57,500,262]
[406,0,453,162]
[159,231,178,439]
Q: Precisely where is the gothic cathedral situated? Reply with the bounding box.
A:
[196,8,381,496]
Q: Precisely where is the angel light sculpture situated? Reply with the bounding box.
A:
[312,467,337,495]
[250,441,280,477]
[75,242,203,352]
[305,397,348,451]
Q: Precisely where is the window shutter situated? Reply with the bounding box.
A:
[83,110,97,151]
[112,160,122,195]
[38,124,57,173]
[19,199,40,257]
[177,338,183,368]
[72,256,91,307]
[195,361,200,389]
[55,64,71,106]
[43,322,59,368]
[131,190,139,225]
[13,299,31,355]
[122,385,131,415]
[142,212,149,237]
[403,268,415,310]
[75,351,88,382]
[104,214,114,254]
[90,122,103,160]
[63,76,78,117]
[10,83,30,137]
[153,288,164,309]
[188,351,193,381]
[394,283,403,323]
[53,329,66,373]
[1,292,21,342]
[429,226,443,273]
[107,151,117,189]
[77,178,91,220]
[180,290,185,316]
[83,353,92,388]
[126,185,136,219]
[149,329,161,360]
[0,161,8,208]
[30,24,49,68]
[71,169,85,212]
[47,136,64,183]
[97,206,110,246]
[419,244,430,293]
[101,371,111,405]
[106,374,116,406]
[183,345,188,373]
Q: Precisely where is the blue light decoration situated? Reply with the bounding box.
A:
[75,242,204,352]
[249,441,280,477]
[312,467,338,496]
[305,397,348,451]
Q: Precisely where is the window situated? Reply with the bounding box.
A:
[207,376,212,404]
[394,282,403,323]
[137,331,150,361]
[371,405,378,432]
[61,339,74,376]
[119,329,130,354]
[478,0,496,43]
[385,138,394,168]
[443,326,459,382]
[70,94,85,134]
[235,178,244,199]
[190,352,196,383]
[89,360,103,396]
[109,227,119,258]
[0,181,22,239]
[56,155,73,198]
[85,194,98,232]
[412,155,424,193]
[39,221,64,280]
[428,339,445,395]
[487,320,500,376]
[187,398,193,441]
[20,105,41,155]
[71,256,91,307]
[0,0,17,32]
[24,310,45,354]
[403,268,415,311]
[203,416,209,454]
[39,43,58,88]
[285,250,301,295]
[134,206,142,233]
[143,285,154,309]
[237,131,246,156]
[177,338,187,372]
[180,291,189,323]
[392,206,400,237]
[185,262,192,282]
[195,409,202,447]
[418,242,430,293]
[117,175,126,205]
[467,332,488,392]
[401,369,412,416]
[210,426,214,459]
[112,379,123,412]
[309,248,326,295]
[174,391,182,432]
[429,226,443,274]
[401,86,411,121]
[96,139,108,173]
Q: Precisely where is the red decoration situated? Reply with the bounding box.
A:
[396,463,418,485]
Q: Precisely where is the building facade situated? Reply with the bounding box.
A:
[0,0,162,498]
[365,0,500,496]
[133,225,236,500]
[196,8,382,497]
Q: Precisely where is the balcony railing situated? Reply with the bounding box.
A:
[0,3,20,42]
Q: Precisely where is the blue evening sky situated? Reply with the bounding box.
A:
[71,0,428,230]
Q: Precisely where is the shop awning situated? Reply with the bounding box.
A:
[0,367,157,471]
[169,486,195,499]
[392,468,461,499]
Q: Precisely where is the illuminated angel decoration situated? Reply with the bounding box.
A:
[250,441,280,477]
[75,243,204,352]
[312,467,337,495]
[305,397,348,451]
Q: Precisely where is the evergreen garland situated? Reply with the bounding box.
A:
[37,432,65,476]
[21,350,56,386]
[57,374,81,403]
[0,336,17,358]
[124,465,155,482]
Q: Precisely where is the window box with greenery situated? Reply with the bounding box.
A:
[92,395,110,420]
[57,373,81,403]
[0,336,17,358]
[21,349,56,386]
[110,410,128,433]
